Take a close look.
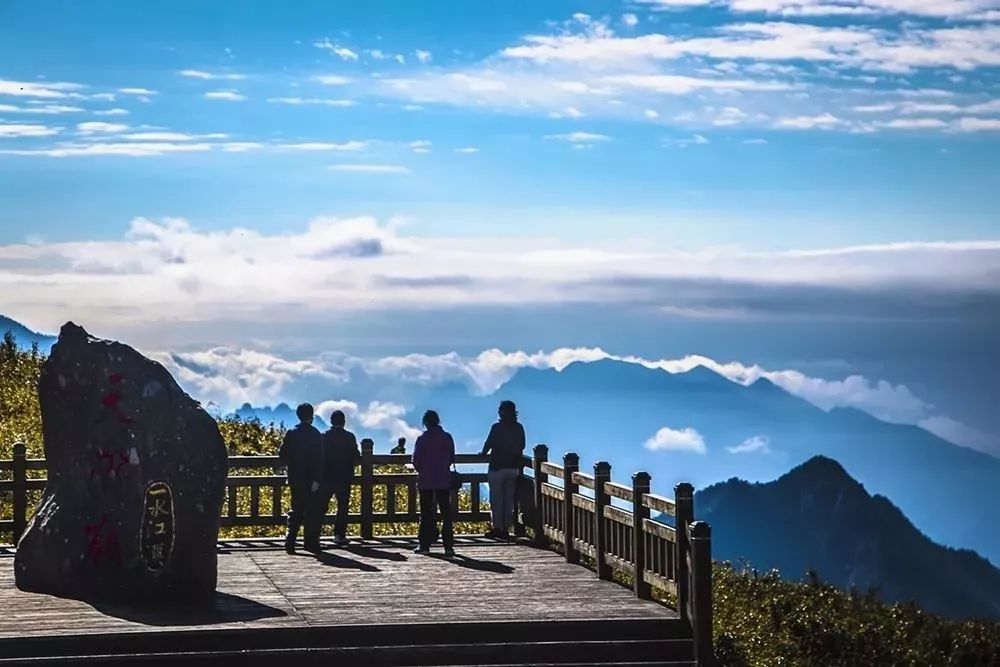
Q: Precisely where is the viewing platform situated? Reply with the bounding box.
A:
[0,443,713,666]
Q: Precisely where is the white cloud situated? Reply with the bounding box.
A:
[854,103,896,113]
[0,123,58,137]
[314,75,352,85]
[119,88,158,96]
[94,108,129,116]
[409,139,432,153]
[876,117,949,130]
[726,0,996,19]
[77,121,129,134]
[726,435,772,454]
[179,69,246,80]
[315,39,360,61]
[0,79,84,98]
[644,426,707,454]
[644,109,660,119]
[953,117,1000,132]
[545,131,611,142]
[455,147,479,153]
[605,74,791,95]
[774,113,844,129]
[622,13,640,27]
[266,97,355,107]
[204,90,247,101]
[0,104,83,115]
[281,141,367,151]
[328,164,411,174]
[415,50,433,63]
[1,142,214,157]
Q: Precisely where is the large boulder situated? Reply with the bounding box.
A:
[15,323,227,602]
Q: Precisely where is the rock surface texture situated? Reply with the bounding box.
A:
[15,322,227,602]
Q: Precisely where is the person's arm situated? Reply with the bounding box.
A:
[412,435,424,472]
[518,423,526,453]
[481,423,497,456]
[278,431,291,463]
[449,433,456,466]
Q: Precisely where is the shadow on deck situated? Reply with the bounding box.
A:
[0,538,691,666]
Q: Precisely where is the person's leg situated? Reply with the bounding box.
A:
[286,486,305,551]
[437,489,454,550]
[486,469,503,536]
[502,468,519,532]
[334,486,350,540]
[304,484,328,551]
[417,489,436,549]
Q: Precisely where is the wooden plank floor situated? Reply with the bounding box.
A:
[0,538,676,640]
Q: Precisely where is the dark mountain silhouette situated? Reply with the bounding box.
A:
[696,456,1000,620]
[0,315,55,352]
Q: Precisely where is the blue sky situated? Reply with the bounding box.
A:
[0,0,998,245]
[1,1,999,456]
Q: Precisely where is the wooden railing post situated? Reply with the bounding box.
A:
[675,482,694,622]
[532,444,548,546]
[690,521,714,666]
[562,452,579,564]
[593,461,612,580]
[632,471,651,599]
[12,442,27,545]
[360,438,374,540]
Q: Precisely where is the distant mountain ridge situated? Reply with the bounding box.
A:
[0,315,55,352]
[697,456,1000,620]
[233,403,328,430]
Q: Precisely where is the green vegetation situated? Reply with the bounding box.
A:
[713,561,1000,666]
[3,331,999,664]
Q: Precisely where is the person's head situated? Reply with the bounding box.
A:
[498,400,518,422]
[330,409,346,428]
[296,403,314,425]
[397,436,406,446]
[422,410,440,429]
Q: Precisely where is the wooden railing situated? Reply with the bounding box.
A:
[529,444,714,666]
[2,439,713,665]
[0,440,503,540]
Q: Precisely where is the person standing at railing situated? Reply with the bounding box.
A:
[278,403,323,554]
[480,400,526,540]
[411,410,456,556]
[391,437,406,455]
[313,409,360,548]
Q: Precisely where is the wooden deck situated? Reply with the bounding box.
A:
[0,538,676,641]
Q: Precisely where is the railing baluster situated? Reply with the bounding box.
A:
[690,521,713,666]
[250,485,260,520]
[271,483,282,519]
[562,453,579,564]
[532,444,548,546]
[12,443,26,545]
[593,461,611,580]
[675,482,694,622]
[360,438,374,540]
[632,471,651,600]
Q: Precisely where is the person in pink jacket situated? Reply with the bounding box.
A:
[411,410,456,555]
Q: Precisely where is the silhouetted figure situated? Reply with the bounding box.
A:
[481,400,526,540]
[312,409,360,548]
[411,410,455,556]
[391,437,406,455]
[278,403,322,554]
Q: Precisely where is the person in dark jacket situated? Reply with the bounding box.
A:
[278,403,323,554]
[312,409,360,547]
[411,410,455,555]
[481,400,526,540]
